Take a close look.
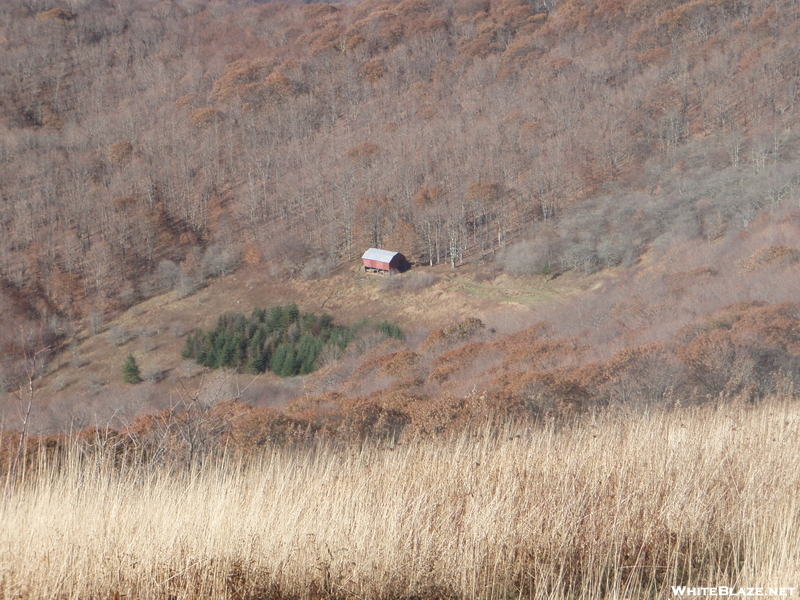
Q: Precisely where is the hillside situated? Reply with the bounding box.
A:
[0,259,566,432]
[6,243,800,442]
[2,0,800,435]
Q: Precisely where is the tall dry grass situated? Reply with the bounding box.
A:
[1,398,799,599]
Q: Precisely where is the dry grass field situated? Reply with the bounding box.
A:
[1,397,798,599]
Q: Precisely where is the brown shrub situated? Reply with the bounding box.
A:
[264,71,297,99]
[346,141,380,159]
[288,393,410,441]
[466,182,503,205]
[342,33,366,51]
[428,341,488,383]
[228,406,317,451]
[571,343,664,389]
[344,349,421,392]
[413,186,444,207]
[174,93,203,109]
[108,141,133,165]
[499,338,583,371]
[334,400,410,440]
[360,58,386,82]
[210,59,271,103]
[664,266,718,296]
[453,0,490,17]
[737,246,800,274]
[39,106,63,129]
[500,37,544,64]
[111,196,137,212]
[0,432,67,477]
[36,8,76,21]
[386,376,426,392]
[636,46,671,66]
[189,107,221,128]
[238,82,267,110]
[675,302,800,399]
[241,243,262,266]
[495,321,547,344]
[423,318,485,351]
[547,56,574,75]
[447,318,484,338]
[297,24,347,54]
[47,266,84,314]
[459,37,503,59]
[378,349,420,376]
[302,3,339,20]
[489,370,588,417]
[396,0,431,17]
[676,328,747,398]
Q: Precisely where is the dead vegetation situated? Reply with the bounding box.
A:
[1,397,798,599]
[3,0,800,434]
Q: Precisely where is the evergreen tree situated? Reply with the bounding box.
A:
[277,344,298,377]
[302,313,316,332]
[377,320,404,339]
[246,330,269,374]
[268,306,286,332]
[270,343,290,374]
[246,348,267,374]
[122,354,143,384]
[296,332,319,374]
[181,305,402,378]
[220,337,238,367]
[181,332,196,360]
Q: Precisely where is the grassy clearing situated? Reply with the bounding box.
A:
[459,280,563,305]
[1,398,798,599]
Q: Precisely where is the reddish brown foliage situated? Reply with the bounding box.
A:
[360,58,387,82]
[346,141,381,160]
[737,246,800,274]
[36,8,76,21]
[421,318,485,352]
[302,3,339,21]
[664,266,718,297]
[189,107,221,128]
[429,341,488,382]
[108,141,133,165]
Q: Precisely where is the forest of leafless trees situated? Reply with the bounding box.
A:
[2,0,800,393]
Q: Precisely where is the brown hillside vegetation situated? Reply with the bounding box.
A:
[9,253,800,437]
[2,0,800,392]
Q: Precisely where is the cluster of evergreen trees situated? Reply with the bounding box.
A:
[181,304,402,377]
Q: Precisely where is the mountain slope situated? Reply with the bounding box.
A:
[2,0,800,431]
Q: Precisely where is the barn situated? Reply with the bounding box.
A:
[361,248,409,274]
